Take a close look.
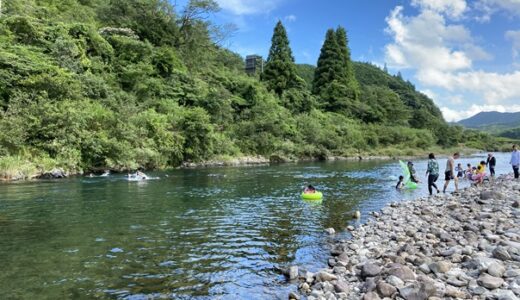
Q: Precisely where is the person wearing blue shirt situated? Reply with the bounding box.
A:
[511,144,520,179]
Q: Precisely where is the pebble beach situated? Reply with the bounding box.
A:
[290,175,520,300]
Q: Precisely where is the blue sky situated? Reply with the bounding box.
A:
[177,0,520,121]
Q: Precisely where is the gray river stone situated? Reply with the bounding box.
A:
[387,264,416,281]
[334,281,350,294]
[398,281,433,300]
[363,291,380,300]
[429,261,452,274]
[386,275,405,288]
[494,246,512,261]
[361,263,381,278]
[376,281,396,297]
[478,274,505,289]
[316,271,337,282]
[488,261,506,277]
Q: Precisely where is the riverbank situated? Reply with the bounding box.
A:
[0,147,493,181]
[179,146,480,168]
[289,175,520,300]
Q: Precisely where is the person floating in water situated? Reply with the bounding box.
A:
[127,170,148,180]
[396,175,404,190]
[407,161,420,183]
[303,185,316,194]
[136,170,147,179]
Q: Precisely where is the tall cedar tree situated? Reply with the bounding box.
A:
[312,29,343,95]
[261,21,298,96]
[313,28,360,112]
[335,26,359,100]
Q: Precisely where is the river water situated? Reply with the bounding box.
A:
[0,152,514,299]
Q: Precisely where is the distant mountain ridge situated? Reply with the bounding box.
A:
[457,111,520,130]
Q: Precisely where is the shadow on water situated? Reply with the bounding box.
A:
[0,153,513,299]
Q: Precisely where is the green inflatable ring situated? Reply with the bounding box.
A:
[301,191,323,200]
[405,181,418,189]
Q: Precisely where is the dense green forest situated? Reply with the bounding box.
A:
[0,0,500,179]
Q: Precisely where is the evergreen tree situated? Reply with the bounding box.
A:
[312,29,343,95]
[261,21,299,96]
[335,26,359,100]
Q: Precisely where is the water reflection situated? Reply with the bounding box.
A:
[0,153,513,299]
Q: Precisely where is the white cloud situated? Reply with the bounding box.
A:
[475,0,520,20]
[442,104,520,122]
[284,14,296,22]
[412,0,467,18]
[420,89,437,99]
[506,30,520,61]
[450,95,465,104]
[417,70,520,103]
[385,4,520,106]
[216,0,283,15]
[385,7,475,73]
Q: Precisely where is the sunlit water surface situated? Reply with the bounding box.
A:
[0,153,514,299]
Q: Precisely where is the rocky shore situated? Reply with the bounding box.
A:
[290,175,520,300]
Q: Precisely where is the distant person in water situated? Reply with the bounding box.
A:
[486,153,496,178]
[407,161,420,183]
[465,163,472,179]
[303,185,316,193]
[511,144,520,179]
[396,175,404,190]
[456,163,464,178]
[425,153,440,195]
[443,152,460,193]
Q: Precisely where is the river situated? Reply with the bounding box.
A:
[0,152,514,299]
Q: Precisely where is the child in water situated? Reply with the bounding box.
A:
[396,175,404,190]
[465,163,472,179]
[303,185,316,194]
[456,163,464,178]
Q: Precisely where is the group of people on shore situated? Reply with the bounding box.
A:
[397,144,520,195]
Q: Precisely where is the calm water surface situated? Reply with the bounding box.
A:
[0,153,513,299]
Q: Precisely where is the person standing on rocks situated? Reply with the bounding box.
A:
[443,152,460,193]
[486,153,496,178]
[511,144,520,179]
[425,153,440,195]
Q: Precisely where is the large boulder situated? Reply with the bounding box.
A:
[39,168,67,179]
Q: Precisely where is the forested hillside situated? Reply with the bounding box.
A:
[0,0,495,178]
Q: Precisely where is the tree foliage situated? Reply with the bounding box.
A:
[312,28,360,114]
[0,0,497,176]
[261,21,301,97]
